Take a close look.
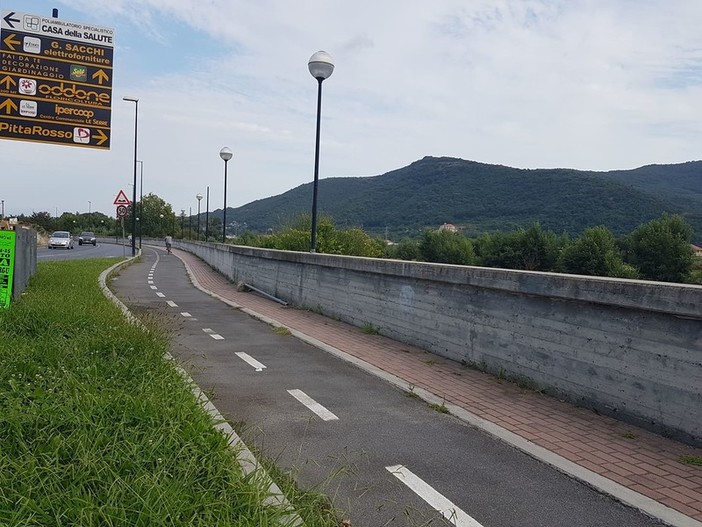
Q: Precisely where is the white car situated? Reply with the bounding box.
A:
[48,231,75,249]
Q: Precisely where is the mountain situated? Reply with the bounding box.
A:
[213,157,702,242]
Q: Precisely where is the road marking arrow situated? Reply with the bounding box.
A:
[0,76,16,90]
[92,69,110,85]
[94,129,109,146]
[3,33,20,51]
[0,98,18,114]
[3,12,20,29]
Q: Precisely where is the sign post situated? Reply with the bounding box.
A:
[0,9,114,149]
[0,230,16,309]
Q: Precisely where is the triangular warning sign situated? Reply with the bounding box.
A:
[113,190,131,205]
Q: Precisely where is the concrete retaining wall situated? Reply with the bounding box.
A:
[13,227,37,300]
[178,241,702,446]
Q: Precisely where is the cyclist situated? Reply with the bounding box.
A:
[164,235,172,254]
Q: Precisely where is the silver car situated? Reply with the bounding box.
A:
[48,231,75,249]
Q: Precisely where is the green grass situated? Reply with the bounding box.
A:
[273,326,292,336]
[679,455,702,467]
[0,259,339,526]
[360,323,379,335]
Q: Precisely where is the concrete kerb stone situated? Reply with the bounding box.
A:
[174,251,702,527]
[99,255,303,527]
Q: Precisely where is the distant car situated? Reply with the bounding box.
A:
[48,231,74,249]
[78,231,96,246]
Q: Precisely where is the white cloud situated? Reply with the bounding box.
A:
[2,0,701,218]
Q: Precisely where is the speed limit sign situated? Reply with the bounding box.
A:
[116,205,128,218]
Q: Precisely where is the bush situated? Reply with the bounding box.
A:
[418,229,475,265]
[557,226,636,278]
[624,214,694,283]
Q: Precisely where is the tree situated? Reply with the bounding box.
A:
[557,226,637,278]
[625,214,694,282]
[27,211,54,233]
[130,193,175,238]
[418,229,475,265]
[388,239,420,261]
[475,224,565,271]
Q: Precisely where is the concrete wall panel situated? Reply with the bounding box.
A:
[180,241,702,445]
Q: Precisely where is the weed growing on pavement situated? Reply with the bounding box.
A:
[679,455,702,466]
[233,423,344,526]
[406,384,420,399]
[274,326,292,336]
[423,358,439,366]
[622,431,638,439]
[0,259,329,526]
[429,402,450,414]
[361,322,380,335]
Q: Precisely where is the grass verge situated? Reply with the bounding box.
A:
[0,258,338,526]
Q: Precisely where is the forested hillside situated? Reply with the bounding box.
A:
[217,157,702,242]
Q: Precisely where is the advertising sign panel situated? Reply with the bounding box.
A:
[0,10,114,149]
[0,230,16,309]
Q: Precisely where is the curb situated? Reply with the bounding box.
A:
[99,252,303,527]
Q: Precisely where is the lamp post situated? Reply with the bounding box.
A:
[308,51,334,253]
[136,160,143,248]
[123,96,139,256]
[219,147,233,242]
[180,209,185,239]
[205,186,210,241]
[196,193,203,240]
[188,207,192,240]
[88,200,91,228]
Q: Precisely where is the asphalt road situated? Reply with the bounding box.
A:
[38,239,133,261]
[110,247,666,527]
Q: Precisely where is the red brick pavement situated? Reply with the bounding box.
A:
[170,248,702,526]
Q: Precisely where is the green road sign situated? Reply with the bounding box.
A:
[0,230,16,309]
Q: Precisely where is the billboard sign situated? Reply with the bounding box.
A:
[0,230,16,309]
[0,10,114,149]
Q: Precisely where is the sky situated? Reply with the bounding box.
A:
[1,0,702,219]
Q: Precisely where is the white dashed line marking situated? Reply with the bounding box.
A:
[156,292,165,298]
[166,300,178,307]
[148,280,154,284]
[150,286,158,290]
[235,352,266,371]
[180,312,192,317]
[202,328,224,340]
[385,465,481,527]
[287,389,338,421]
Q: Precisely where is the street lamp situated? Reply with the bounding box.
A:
[196,193,203,240]
[136,160,144,248]
[219,147,233,243]
[308,50,334,253]
[123,96,139,256]
[88,200,91,228]
[180,209,185,239]
[205,186,210,241]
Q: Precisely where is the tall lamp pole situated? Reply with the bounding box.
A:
[88,200,91,228]
[308,51,334,253]
[180,209,185,239]
[123,96,139,256]
[196,193,203,240]
[205,186,210,241]
[136,160,143,248]
[219,147,233,243]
